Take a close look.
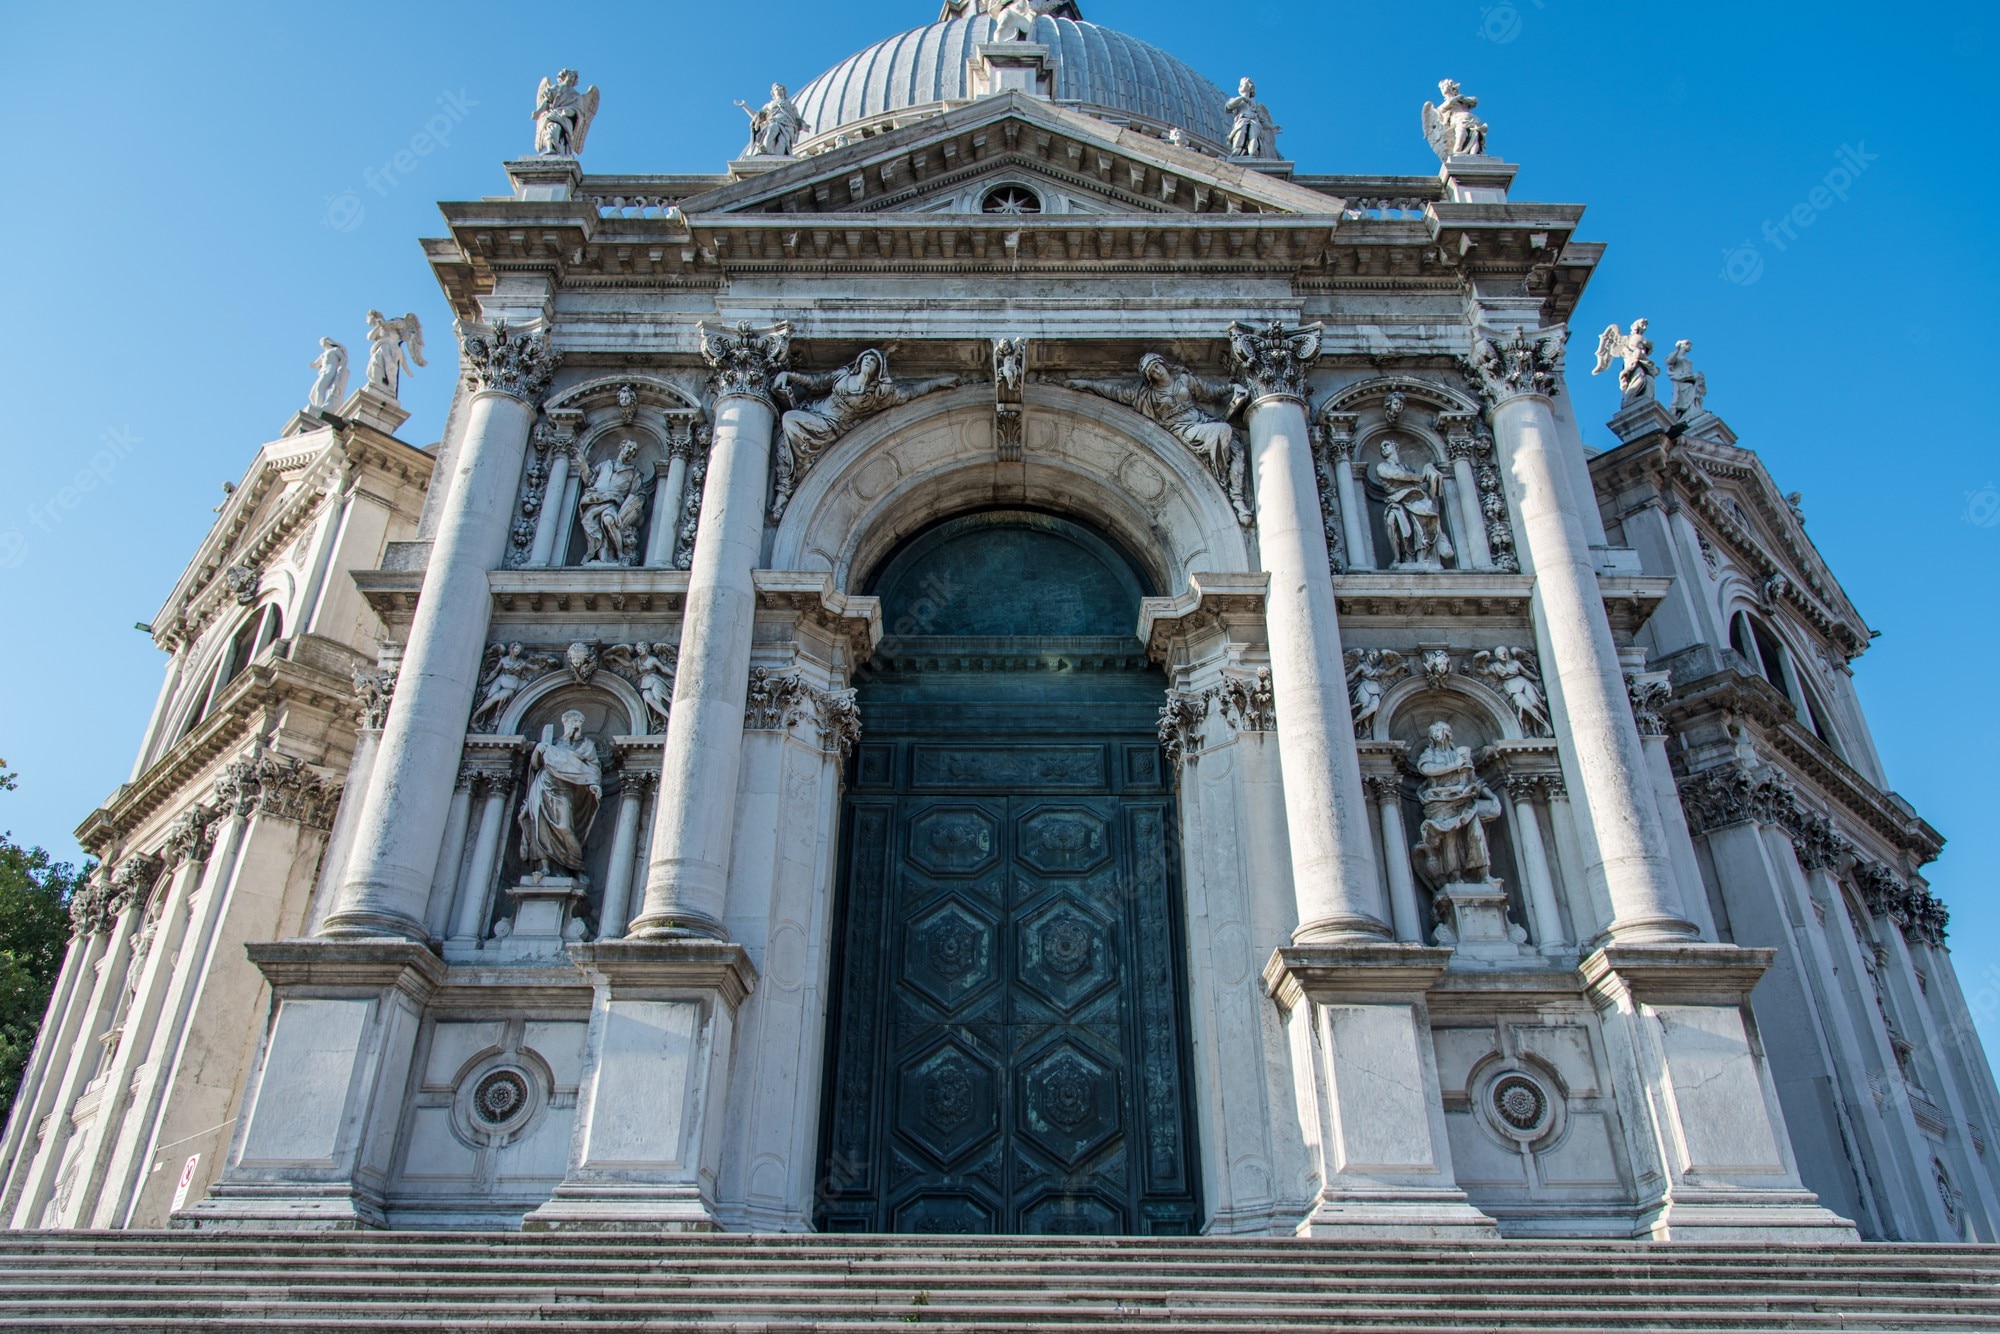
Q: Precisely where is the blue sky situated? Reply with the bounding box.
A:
[2,0,1996,1046]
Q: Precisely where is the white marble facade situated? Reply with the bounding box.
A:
[6,5,1997,1244]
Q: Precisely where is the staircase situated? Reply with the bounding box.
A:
[0,1232,1995,1332]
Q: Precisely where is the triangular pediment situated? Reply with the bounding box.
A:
[677,92,1341,220]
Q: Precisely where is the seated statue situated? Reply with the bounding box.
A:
[1411,720,1502,885]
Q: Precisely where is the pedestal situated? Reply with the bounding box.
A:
[1605,397,1676,445]
[1264,944,1499,1239]
[491,874,590,963]
[1431,880,1533,966]
[524,939,756,1231]
[180,941,444,1230]
[967,42,1058,98]
[1580,943,1858,1241]
[337,386,410,437]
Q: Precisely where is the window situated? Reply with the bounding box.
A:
[981,185,1041,215]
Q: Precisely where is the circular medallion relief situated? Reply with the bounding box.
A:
[473,1069,532,1127]
[1484,1069,1556,1142]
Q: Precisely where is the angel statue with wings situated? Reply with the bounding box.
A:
[1344,648,1407,735]
[534,69,600,157]
[605,642,676,732]
[470,642,557,731]
[1422,79,1488,160]
[1468,645,1551,736]
[1593,319,1659,405]
[364,310,425,400]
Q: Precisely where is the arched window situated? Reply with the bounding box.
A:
[1730,609,1845,757]
[981,184,1041,215]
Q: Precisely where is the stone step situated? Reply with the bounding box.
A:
[0,1233,1993,1333]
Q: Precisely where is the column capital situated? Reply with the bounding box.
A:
[698,320,793,406]
[458,320,562,404]
[1466,324,1567,407]
[1227,320,1323,407]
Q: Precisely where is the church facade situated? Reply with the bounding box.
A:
[6,1,1996,1244]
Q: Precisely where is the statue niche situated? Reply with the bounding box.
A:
[567,431,666,567]
[1390,708,1530,959]
[1367,436,1456,571]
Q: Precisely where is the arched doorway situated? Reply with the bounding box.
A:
[816,511,1202,1234]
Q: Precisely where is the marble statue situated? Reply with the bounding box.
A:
[1411,720,1503,884]
[993,337,1025,394]
[1422,79,1488,159]
[1064,354,1253,525]
[990,0,1062,41]
[1468,646,1550,736]
[1373,441,1455,569]
[1593,319,1658,405]
[578,440,647,566]
[363,311,426,400]
[534,69,600,157]
[306,339,348,412]
[471,642,552,730]
[771,351,958,520]
[1225,79,1279,158]
[737,84,805,158]
[517,710,602,876]
[607,642,676,731]
[1667,339,1707,419]
[1344,648,1406,733]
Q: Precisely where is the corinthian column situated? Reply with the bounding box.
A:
[1228,321,1387,942]
[1472,326,1692,943]
[627,322,791,940]
[321,322,561,939]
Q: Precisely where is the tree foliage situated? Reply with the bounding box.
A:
[0,765,88,1122]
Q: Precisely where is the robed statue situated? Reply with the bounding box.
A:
[1225,78,1279,158]
[307,338,348,412]
[534,69,600,157]
[736,84,805,158]
[1422,79,1488,159]
[578,440,647,566]
[1373,440,1454,569]
[518,710,602,876]
[363,310,425,400]
[770,350,957,519]
[1593,319,1659,405]
[1063,353,1253,525]
[1411,720,1503,885]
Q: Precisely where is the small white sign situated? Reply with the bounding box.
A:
[170,1154,200,1212]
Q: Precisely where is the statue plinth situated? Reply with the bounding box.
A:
[1605,397,1677,445]
[1438,155,1516,203]
[967,42,1058,99]
[338,385,411,436]
[1430,880,1533,966]
[505,156,583,201]
[493,873,591,962]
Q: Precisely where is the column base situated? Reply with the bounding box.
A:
[528,939,757,1231]
[175,1181,388,1232]
[1265,943,1500,1241]
[1632,1189,1858,1243]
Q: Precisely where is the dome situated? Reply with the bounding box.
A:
[792,14,1233,154]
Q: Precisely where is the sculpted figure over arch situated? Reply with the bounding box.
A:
[770,350,958,521]
[1063,353,1253,525]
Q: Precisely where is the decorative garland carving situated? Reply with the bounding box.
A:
[507,410,581,566]
[1313,415,1354,576]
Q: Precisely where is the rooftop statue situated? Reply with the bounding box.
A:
[737,84,805,158]
[1667,338,1708,418]
[1593,319,1659,405]
[363,311,425,401]
[1422,78,1488,160]
[938,0,1081,22]
[306,338,348,412]
[534,69,600,157]
[1225,78,1279,158]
